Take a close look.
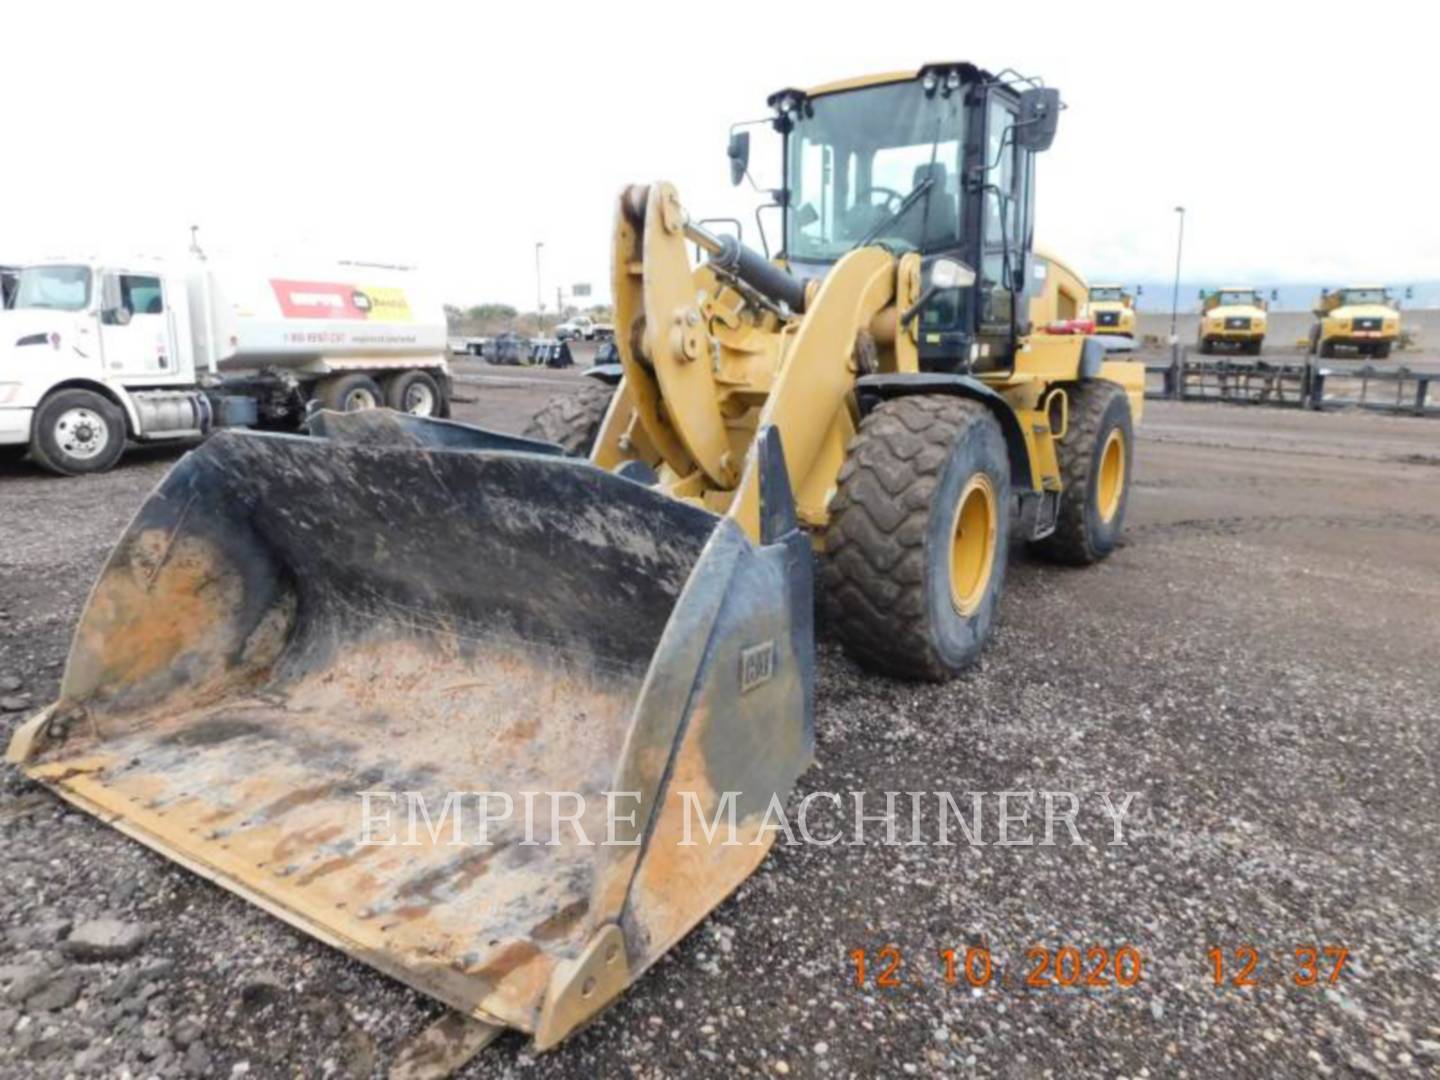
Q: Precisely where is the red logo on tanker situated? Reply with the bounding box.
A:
[271,279,376,320]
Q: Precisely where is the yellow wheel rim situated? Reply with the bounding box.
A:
[949,473,998,616]
[1097,428,1126,524]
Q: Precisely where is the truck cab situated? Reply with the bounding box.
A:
[2,256,450,474]
[1312,285,1401,358]
[1086,284,1137,338]
[1197,286,1268,355]
[0,260,207,470]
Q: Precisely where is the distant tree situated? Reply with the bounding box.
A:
[467,303,517,322]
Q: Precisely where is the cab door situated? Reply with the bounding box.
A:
[98,272,172,379]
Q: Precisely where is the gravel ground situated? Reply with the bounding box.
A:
[1,379,1438,1078]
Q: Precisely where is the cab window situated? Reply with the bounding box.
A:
[121,276,164,316]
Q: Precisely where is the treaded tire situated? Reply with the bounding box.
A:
[30,389,127,476]
[382,370,443,416]
[522,380,616,457]
[822,396,1010,682]
[315,373,383,412]
[1030,381,1134,566]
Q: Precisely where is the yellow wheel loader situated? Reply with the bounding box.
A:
[9,63,1142,1053]
[1310,285,1403,358]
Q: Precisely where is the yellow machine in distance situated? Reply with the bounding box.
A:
[1086,283,1140,338]
[1311,285,1403,358]
[1197,286,1271,355]
[12,63,1144,1054]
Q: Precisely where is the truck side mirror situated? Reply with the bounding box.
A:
[99,275,132,326]
[1135,285,1144,296]
[1014,88,1061,151]
[1197,289,1205,300]
[728,130,751,186]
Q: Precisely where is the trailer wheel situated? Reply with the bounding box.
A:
[315,374,383,413]
[522,381,616,457]
[30,389,127,476]
[383,370,443,416]
[1030,381,1133,566]
[822,396,1010,681]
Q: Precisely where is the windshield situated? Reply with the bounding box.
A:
[13,265,92,311]
[1090,287,1125,302]
[1342,288,1389,305]
[786,81,965,261]
[1216,290,1259,307]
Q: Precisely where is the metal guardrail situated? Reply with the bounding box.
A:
[1143,347,1438,417]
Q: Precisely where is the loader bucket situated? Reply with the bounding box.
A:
[8,411,814,1049]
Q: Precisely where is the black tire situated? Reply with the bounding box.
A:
[522,380,616,457]
[1031,381,1134,566]
[315,374,383,412]
[1374,342,1392,360]
[822,396,1011,681]
[1250,339,1264,357]
[1319,339,1336,359]
[1199,338,1212,355]
[29,389,127,476]
[383,370,443,416]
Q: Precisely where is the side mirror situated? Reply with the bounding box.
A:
[100,275,132,326]
[1197,289,1205,300]
[795,203,820,230]
[727,130,751,186]
[1270,289,1279,300]
[1014,87,1061,151]
[1135,285,1144,296]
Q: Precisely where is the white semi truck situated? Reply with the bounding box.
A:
[0,255,451,474]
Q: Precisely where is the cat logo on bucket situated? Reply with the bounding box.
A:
[739,641,776,693]
[270,279,413,323]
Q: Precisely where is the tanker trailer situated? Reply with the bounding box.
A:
[0,255,451,474]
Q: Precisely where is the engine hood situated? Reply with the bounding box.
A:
[1,308,86,346]
[1208,305,1266,320]
[1329,303,1396,320]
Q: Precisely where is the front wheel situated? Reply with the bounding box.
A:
[822,396,1011,681]
[1030,381,1134,566]
[522,380,616,457]
[30,389,127,475]
[1374,342,1392,360]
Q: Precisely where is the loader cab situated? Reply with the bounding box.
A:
[770,64,1052,374]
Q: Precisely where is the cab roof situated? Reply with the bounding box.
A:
[778,62,995,104]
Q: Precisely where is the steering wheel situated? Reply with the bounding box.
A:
[856,186,905,215]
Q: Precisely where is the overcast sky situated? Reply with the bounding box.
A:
[5,1,1436,309]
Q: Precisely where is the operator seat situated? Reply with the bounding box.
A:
[899,162,959,250]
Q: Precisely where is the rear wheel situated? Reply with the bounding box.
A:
[523,380,616,457]
[315,374,383,413]
[30,389,127,475]
[1031,381,1133,566]
[822,396,1010,681]
[383,370,443,416]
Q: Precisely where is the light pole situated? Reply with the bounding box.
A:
[1169,206,1186,350]
[534,242,545,319]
